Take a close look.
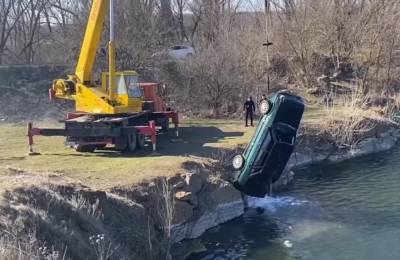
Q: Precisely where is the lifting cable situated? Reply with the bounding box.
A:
[263,0,273,94]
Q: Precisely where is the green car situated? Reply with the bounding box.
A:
[232,90,305,197]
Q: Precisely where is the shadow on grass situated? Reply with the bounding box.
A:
[44,126,244,160]
[157,126,243,157]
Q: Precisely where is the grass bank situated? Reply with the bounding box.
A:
[0,119,254,191]
[0,102,391,191]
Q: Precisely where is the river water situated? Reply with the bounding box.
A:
[189,146,400,260]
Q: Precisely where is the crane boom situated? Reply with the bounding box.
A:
[108,0,116,103]
[50,0,143,114]
[75,0,108,83]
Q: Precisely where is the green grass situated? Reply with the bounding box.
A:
[0,107,331,191]
[0,119,254,190]
[0,102,376,191]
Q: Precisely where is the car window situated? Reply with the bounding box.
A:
[125,75,142,98]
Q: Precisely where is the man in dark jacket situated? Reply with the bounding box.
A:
[244,96,255,127]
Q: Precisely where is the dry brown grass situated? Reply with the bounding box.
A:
[315,88,392,148]
[0,230,66,260]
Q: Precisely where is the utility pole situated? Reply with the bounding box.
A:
[263,0,273,94]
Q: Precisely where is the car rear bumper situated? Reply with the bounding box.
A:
[233,177,271,198]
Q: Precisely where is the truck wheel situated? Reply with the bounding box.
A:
[75,145,96,153]
[115,136,128,151]
[161,118,169,133]
[96,144,107,150]
[137,133,146,149]
[127,133,137,151]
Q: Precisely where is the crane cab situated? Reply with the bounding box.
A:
[71,71,142,114]
[101,70,143,112]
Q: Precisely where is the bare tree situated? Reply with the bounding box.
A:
[173,0,187,41]
[16,0,48,64]
[158,0,177,42]
[156,177,174,260]
[0,0,26,64]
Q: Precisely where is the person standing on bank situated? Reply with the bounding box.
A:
[244,96,256,127]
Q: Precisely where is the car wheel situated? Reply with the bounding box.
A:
[232,154,245,170]
[259,100,272,115]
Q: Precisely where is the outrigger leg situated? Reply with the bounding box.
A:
[27,122,41,156]
[136,120,157,152]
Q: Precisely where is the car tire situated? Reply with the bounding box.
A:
[232,154,245,170]
[259,100,272,115]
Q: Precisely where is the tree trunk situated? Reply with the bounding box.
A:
[178,7,186,41]
[158,0,175,42]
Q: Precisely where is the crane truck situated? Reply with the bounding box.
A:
[27,0,179,154]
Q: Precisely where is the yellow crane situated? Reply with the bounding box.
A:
[28,0,179,154]
[51,0,143,114]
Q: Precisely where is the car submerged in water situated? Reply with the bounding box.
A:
[232,90,305,198]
